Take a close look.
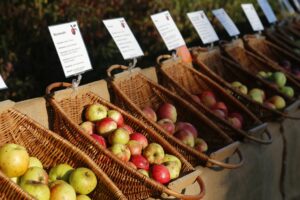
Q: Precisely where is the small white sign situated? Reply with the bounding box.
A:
[212,8,240,37]
[0,75,7,90]
[241,4,264,32]
[103,18,144,60]
[283,0,296,13]
[257,0,277,24]
[151,11,186,51]
[187,11,219,44]
[48,21,92,78]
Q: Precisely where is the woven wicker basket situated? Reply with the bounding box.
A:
[157,54,273,145]
[286,22,300,38]
[221,38,300,99]
[0,108,126,200]
[46,83,205,200]
[107,65,244,169]
[243,35,300,83]
[191,45,300,121]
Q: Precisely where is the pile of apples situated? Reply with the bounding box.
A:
[0,143,97,200]
[231,79,287,110]
[80,103,183,184]
[191,91,244,129]
[142,103,208,151]
[279,60,300,78]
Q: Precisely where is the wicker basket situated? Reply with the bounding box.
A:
[191,45,300,121]
[221,38,300,101]
[157,54,273,145]
[0,108,126,200]
[243,34,300,83]
[46,82,205,200]
[107,65,244,169]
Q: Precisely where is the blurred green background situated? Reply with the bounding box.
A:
[0,0,281,101]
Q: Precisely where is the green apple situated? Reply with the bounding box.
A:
[231,81,248,95]
[143,143,165,164]
[69,168,97,195]
[163,161,180,180]
[49,163,74,182]
[28,157,43,169]
[108,128,130,145]
[21,181,50,200]
[85,104,108,122]
[0,143,29,177]
[280,86,294,98]
[19,167,48,187]
[257,71,268,78]
[162,154,182,170]
[248,88,265,103]
[271,72,287,87]
[109,144,131,162]
[76,195,91,200]
[49,180,76,200]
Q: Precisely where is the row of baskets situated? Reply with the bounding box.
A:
[1,17,300,199]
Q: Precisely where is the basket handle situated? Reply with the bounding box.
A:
[46,82,73,96]
[207,147,244,169]
[244,129,273,144]
[156,55,172,66]
[107,65,129,78]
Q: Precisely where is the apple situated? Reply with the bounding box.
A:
[127,162,137,170]
[80,121,95,135]
[212,102,228,115]
[107,110,124,126]
[143,143,165,164]
[109,144,131,162]
[194,138,208,152]
[150,165,170,184]
[138,169,149,177]
[95,117,117,136]
[10,177,19,184]
[49,180,76,200]
[280,86,294,98]
[212,109,226,119]
[227,117,242,129]
[49,163,74,182]
[174,130,195,147]
[91,134,106,148]
[248,88,265,103]
[21,181,50,200]
[19,167,48,186]
[28,157,43,169]
[228,112,244,126]
[130,155,149,170]
[200,91,216,108]
[157,103,177,123]
[271,72,287,87]
[142,107,157,122]
[76,195,91,200]
[108,128,130,145]
[175,122,198,138]
[257,71,268,78]
[263,101,276,109]
[231,81,248,94]
[176,45,192,63]
[163,161,180,180]
[118,124,134,135]
[0,143,29,177]
[267,96,286,110]
[127,140,143,156]
[130,133,148,149]
[85,104,108,122]
[157,118,176,135]
[69,168,97,195]
[191,95,202,104]
[162,154,182,170]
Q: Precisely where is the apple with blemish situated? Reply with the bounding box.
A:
[95,117,117,136]
[85,104,108,122]
[80,121,95,135]
[130,155,149,171]
[143,143,165,164]
[142,107,157,122]
[130,133,148,149]
[49,163,74,182]
[91,134,106,148]
[108,128,130,145]
[194,138,208,152]
[127,140,143,156]
[157,118,175,135]
[174,130,195,148]
[107,110,124,126]
[109,144,131,162]
[157,103,177,123]
[175,122,198,138]
[49,180,76,200]
[200,91,216,108]
[69,167,97,195]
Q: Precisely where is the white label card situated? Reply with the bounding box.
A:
[0,75,7,90]
[187,11,219,44]
[241,4,264,32]
[103,18,144,60]
[48,21,92,78]
[257,0,277,24]
[212,8,240,37]
[151,11,186,51]
[283,0,296,13]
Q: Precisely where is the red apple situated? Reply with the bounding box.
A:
[79,121,95,135]
[227,117,242,129]
[191,95,202,104]
[212,102,228,115]
[212,109,226,119]
[194,138,208,152]
[118,124,134,135]
[108,128,130,145]
[95,118,117,136]
[157,118,176,135]
[174,130,195,147]
[175,122,198,138]
[107,110,124,126]
[200,91,216,108]
[85,104,108,122]
[143,143,165,164]
[142,107,157,122]
[157,103,177,123]
[130,133,148,149]
[91,134,106,148]
[228,112,244,126]
[130,155,150,171]
[151,165,170,184]
[127,140,143,156]
[109,144,131,162]
[263,101,276,109]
